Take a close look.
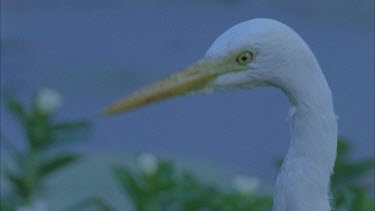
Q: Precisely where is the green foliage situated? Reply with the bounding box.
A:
[66,196,114,211]
[2,94,28,125]
[38,153,81,179]
[1,91,90,208]
[113,157,273,211]
[1,91,373,210]
[333,139,375,188]
[331,139,375,211]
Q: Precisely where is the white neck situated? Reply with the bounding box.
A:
[273,59,338,211]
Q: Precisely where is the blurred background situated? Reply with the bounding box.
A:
[1,0,374,210]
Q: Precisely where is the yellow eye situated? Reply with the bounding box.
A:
[236,51,254,65]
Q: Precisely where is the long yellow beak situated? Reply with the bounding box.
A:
[102,59,222,116]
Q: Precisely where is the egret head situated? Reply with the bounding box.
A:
[103,18,315,115]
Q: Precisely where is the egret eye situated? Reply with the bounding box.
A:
[236,51,254,65]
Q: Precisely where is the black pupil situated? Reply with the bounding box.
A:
[241,56,248,62]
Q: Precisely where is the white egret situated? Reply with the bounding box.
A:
[103,19,337,211]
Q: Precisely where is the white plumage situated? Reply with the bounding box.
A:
[104,18,338,211]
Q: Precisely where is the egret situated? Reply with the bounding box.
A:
[103,19,337,211]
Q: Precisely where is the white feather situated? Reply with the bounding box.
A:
[205,19,337,211]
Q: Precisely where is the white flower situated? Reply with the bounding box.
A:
[17,200,48,211]
[35,88,62,114]
[137,153,158,175]
[232,175,260,194]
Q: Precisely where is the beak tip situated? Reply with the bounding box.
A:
[101,59,214,117]
[100,104,132,117]
[98,111,110,118]
[99,107,117,118]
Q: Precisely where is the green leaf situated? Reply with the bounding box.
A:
[349,189,375,211]
[67,196,114,211]
[113,166,144,209]
[26,115,53,150]
[248,196,273,211]
[52,121,90,133]
[2,94,27,125]
[332,139,375,189]
[5,171,29,199]
[50,121,91,145]
[334,187,351,208]
[0,200,17,211]
[336,139,351,162]
[145,160,177,195]
[38,154,80,179]
[25,120,90,150]
[332,158,375,188]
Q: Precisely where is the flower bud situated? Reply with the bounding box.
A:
[137,153,158,175]
[35,88,62,114]
[232,174,260,194]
